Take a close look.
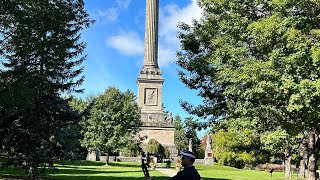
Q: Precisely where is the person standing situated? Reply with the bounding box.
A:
[145,151,201,180]
[169,151,201,180]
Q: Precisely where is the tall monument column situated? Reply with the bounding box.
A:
[137,0,177,157]
[144,0,158,68]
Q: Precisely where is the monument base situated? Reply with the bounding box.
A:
[139,126,178,157]
[205,157,214,165]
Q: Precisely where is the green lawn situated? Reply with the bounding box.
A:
[195,164,291,180]
[0,161,292,180]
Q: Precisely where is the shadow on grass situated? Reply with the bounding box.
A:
[46,175,231,180]
[46,175,169,180]
[0,175,33,180]
[108,162,141,168]
[51,167,142,175]
[55,160,105,166]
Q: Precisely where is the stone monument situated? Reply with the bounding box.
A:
[137,0,177,156]
[188,138,193,152]
[204,133,214,164]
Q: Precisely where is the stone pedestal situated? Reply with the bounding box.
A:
[204,149,214,165]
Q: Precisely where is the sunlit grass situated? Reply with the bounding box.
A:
[0,160,294,180]
[195,164,292,180]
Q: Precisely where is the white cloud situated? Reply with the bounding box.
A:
[157,0,202,66]
[106,0,203,67]
[159,0,202,47]
[158,45,176,67]
[91,0,132,24]
[92,8,119,23]
[116,0,131,9]
[107,31,144,56]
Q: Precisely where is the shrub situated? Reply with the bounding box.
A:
[146,139,169,161]
[217,151,256,169]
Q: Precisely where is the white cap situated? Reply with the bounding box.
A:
[179,151,196,159]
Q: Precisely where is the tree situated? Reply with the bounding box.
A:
[0,0,91,177]
[177,1,320,179]
[261,129,299,179]
[81,87,141,164]
[184,117,203,158]
[146,139,169,161]
[56,97,89,160]
[174,115,188,152]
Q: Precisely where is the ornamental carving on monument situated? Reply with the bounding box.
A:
[145,88,157,105]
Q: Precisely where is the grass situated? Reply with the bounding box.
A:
[195,164,292,180]
[0,161,294,180]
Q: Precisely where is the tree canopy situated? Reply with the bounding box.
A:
[174,115,188,152]
[177,0,320,179]
[0,0,91,177]
[81,87,141,159]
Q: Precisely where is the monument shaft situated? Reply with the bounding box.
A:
[137,0,177,157]
[144,0,158,67]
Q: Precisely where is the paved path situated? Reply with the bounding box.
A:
[156,167,177,177]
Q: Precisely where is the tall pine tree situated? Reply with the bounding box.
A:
[0,0,92,177]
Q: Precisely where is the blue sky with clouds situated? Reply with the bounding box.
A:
[80,0,205,136]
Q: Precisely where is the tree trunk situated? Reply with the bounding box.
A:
[285,156,292,179]
[106,153,109,165]
[306,131,317,180]
[300,158,307,179]
[300,136,308,179]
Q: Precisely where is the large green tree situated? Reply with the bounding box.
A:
[0,0,91,177]
[174,115,188,152]
[81,87,141,164]
[261,129,299,178]
[177,0,320,179]
[184,117,203,158]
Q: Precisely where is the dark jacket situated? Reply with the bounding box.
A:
[169,166,200,180]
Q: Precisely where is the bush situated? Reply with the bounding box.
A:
[146,139,169,161]
[217,151,256,169]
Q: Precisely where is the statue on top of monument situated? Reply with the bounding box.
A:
[206,133,212,150]
[188,138,193,152]
[168,112,173,124]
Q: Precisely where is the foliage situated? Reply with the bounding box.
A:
[184,117,203,158]
[81,87,141,158]
[211,130,259,168]
[177,0,320,177]
[260,128,298,161]
[120,138,142,157]
[177,0,320,132]
[146,139,169,161]
[0,0,91,177]
[54,97,89,160]
[174,115,188,152]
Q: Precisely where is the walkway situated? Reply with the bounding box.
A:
[156,167,177,177]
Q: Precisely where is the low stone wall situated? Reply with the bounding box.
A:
[114,156,206,164]
[99,156,117,162]
[195,159,205,164]
[117,157,141,162]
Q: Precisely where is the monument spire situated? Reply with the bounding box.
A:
[144,0,158,68]
[136,0,177,157]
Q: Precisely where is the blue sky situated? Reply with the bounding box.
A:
[80,0,205,136]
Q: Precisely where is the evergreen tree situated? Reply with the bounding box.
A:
[174,115,188,152]
[0,0,91,177]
